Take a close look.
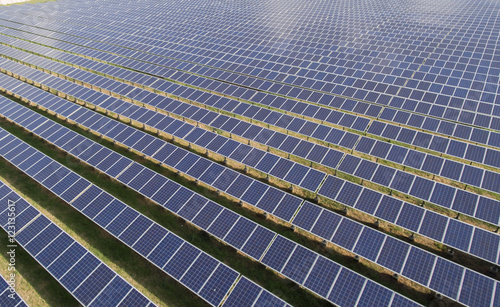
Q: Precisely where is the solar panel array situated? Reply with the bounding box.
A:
[2,64,500,272]
[0,92,424,306]
[1,41,499,199]
[0,48,499,232]
[0,274,28,307]
[0,180,156,307]
[0,129,298,307]
[0,0,499,305]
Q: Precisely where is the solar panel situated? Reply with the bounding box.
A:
[1,1,499,305]
[0,180,155,307]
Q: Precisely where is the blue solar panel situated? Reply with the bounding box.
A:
[328,269,364,306]
[223,277,261,307]
[3,5,500,305]
[429,258,464,299]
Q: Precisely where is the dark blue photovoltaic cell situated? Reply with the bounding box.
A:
[73,265,115,305]
[198,163,225,185]
[284,163,309,185]
[15,215,50,245]
[318,176,344,200]
[336,182,362,207]
[93,199,127,228]
[198,265,238,306]
[119,215,153,246]
[409,177,434,200]
[261,236,296,271]
[354,160,377,180]
[47,242,87,279]
[311,209,342,240]
[241,181,268,205]
[255,153,279,173]
[60,253,101,291]
[222,277,261,307]
[132,224,168,257]
[371,165,395,187]
[404,150,425,169]
[419,211,448,242]
[395,203,424,232]
[192,201,223,229]
[443,219,473,255]
[13,206,40,230]
[353,227,385,261]
[207,209,239,239]
[224,217,256,250]
[24,224,62,256]
[320,149,344,168]
[273,194,302,222]
[82,192,113,219]
[331,218,363,250]
[253,289,287,307]
[292,202,322,231]
[390,171,414,194]
[36,232,74,267]
[357,280,393,307]
[165,243,200,279]
[147,233,184,268]
[476,197,500,225]
[212,169,239,191]
[391,294,422,307]
[459,270,494,307]
[354,188,381,214]
[338,155,361,174]
[241,226,275,260]
[451,190,478,217]
[377,236,410,273]
[226,175,254,198]
[106,207,139,237]
[440,160,463,181]
[429,258,464,299]
[281,245,317,284]
[470,229,500,263]
[304,256,340,297]
[328,269,364,306]
[177,194,207,221]
[117,289,150,306]
[430,182,456,208]
[374,196,402,223]
[180,253,218,292]
[90,276,132,306]
[402,247,436,286]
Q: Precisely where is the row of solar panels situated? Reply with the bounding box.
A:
[1,21,499,186]
[2,47,500,231]
[5,1,499,130]
[0,103,421,307]
[2,38,497,210]
[19,4,498,125]
[1,77,499,306]
[0,15,499,155]
[2,15,499,174]
[2,61,500,271]
[0,180,157,307]
[0,129,299,307]
[0,1,496,306]
[0,272,27,306]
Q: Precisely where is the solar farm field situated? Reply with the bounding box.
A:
[0,0,499,306]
